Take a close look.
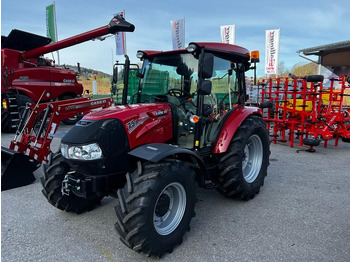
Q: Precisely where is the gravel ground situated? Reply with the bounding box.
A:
[1,127,350,262]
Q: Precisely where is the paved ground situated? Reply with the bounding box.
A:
[1,127,350,262]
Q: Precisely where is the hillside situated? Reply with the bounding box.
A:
[66,64,112,95]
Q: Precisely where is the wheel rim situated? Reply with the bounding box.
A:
[242,134,263,183]
[153,182,186,235]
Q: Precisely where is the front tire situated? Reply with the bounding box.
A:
[41,153,103,214]
[114,160,197,258]
[217,115,270,200]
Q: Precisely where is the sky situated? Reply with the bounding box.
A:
[1,0,349,77]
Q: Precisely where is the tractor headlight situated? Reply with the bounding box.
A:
[61,143,103,160]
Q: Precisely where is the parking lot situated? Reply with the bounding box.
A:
[1,127,350,262]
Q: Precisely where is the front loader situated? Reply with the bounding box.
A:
[1,14,135,190]
[41,42,270,257]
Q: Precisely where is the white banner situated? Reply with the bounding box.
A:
[170,18,185,50]
[265,29,280,75]
[115,11,126,55]
[220,25,235,44]
[115,32,125,55]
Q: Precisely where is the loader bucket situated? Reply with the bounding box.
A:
[1,146,40,191]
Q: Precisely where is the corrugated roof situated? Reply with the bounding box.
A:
[297,40,350,56]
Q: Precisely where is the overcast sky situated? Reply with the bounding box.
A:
[1,0,349,77]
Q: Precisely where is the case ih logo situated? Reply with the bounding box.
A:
[90,100,106,106]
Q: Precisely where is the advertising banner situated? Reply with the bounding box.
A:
[265,29,280,75]
[115,11,126,55]
[170,18,185,50]
[46,4,57,42]
[220,25,235,44]
[115,32,126,55]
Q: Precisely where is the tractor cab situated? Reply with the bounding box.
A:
[118,42,255,150]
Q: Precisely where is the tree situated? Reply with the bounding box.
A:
[291,62,318,76]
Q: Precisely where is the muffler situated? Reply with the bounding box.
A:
[1,146,40,191]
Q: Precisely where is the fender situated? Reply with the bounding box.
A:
[128,143,209,182]
[10,86,39,101]
[213,106,262,154]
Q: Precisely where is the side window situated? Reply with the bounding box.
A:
[200,57,238,147]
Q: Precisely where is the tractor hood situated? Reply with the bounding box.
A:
[67,103,174,150]
[60,103,174,177]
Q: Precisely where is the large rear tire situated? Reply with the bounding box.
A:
[41,153,103,214]
[217,115,270,200]
[1,109,13,133]
[114,160,197,258]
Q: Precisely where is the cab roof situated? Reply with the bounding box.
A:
[138,42,251,63]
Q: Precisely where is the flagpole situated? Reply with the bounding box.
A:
[53,1,60,65]
[183,17,185,48]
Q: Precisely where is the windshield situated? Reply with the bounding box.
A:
[139,53,198,102]
[136,51,243,149]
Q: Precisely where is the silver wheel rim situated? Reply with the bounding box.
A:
[242,134,263,183]
[153,182,186,235]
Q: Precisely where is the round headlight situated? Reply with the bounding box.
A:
[136,51,145,59]
[186,43,197,53]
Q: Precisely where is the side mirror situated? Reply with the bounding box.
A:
[199,53,214,79]
[112,66,118,84]
[198,80,212,95]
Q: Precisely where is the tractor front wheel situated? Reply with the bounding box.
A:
[114,160,197,258]
[41,153,103,214]
[217,115,270,200]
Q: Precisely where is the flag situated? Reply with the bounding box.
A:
[220,25,235,44]
[115,11,126,55]
[265,29,280,75]
[170,18,185,50]
[46,3,57,42]
[115,32,126,55]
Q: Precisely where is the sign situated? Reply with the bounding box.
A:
[170,18,185,50]
[265,29,280,75]
[220,25,235,44]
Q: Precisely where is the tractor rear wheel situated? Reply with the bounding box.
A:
[114,160,197,258]
[41,153,103,214]
[217,115,270,200]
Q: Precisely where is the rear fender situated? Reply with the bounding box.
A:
[213,106,262,154]
[128,143,208,186]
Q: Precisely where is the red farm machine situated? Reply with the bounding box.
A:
[36,42,270,257]
[1,14,135,189]
[1,14,134,132]
[256,74,350,151]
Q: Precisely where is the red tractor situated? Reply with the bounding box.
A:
[1,14,134,132]
[41,42,270,257]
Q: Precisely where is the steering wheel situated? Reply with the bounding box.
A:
[167,88,192,98]
[219,90,239,112]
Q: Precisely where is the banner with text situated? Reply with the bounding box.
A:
[265,29,280,75]
[220,25,235,44]
[46,4,57,42]
[115,11,126,55]
[170,18,185,50]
